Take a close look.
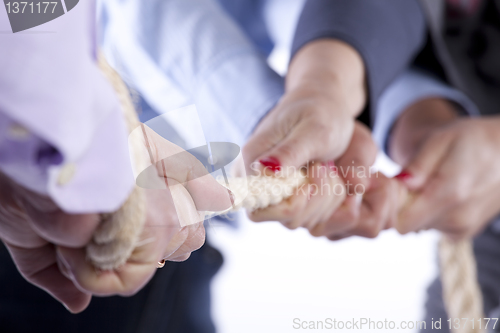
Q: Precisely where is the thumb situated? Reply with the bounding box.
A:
[138,123,233,212]
[396,131,452,191]
[336,122,378,191]
[245,119,349,173]
[23,206,100,248]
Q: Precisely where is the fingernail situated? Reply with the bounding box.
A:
[319,163,327,178]
[228,189,235,206]
[355,194,363,208]
[308,184,317,200]
[259,157,281,172]
[56,250,74,280]
[395,170,413,181]
[328,160,336,172]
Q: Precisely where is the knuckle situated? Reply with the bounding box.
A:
[277,142,302,164]
[309,224,326,238]
[431,128,452,143]
[445,216,470,234]
[284,222,299,230]
[241,144,255,165]
[283,203,303,218]
[356,218,382,239]
[287,217,305,230]
[360,225,381,239]
[343,211,358,228]
[447,187,468,206]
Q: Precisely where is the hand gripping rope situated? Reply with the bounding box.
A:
[94,55,484,333]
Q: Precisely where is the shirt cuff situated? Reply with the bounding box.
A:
[373,69,479,154]
[0,109,135,214]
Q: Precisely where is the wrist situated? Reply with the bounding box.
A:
[278,85,353,125]
[389,98,459,165]
[287,39,366,117]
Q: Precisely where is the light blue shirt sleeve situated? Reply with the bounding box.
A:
[99,0,285,147]
[373,69,480,154]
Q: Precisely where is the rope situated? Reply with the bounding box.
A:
[439,237,484,333]
[85,55,146,271]
[216,171,306,213]
[93,57,486,333]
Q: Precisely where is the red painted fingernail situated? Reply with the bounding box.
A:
[327,160,336,172]
[395,170,413,181]
[319,163,327,178]
[259,157,281,172]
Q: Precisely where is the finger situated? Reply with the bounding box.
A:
[168,253,192,262]
[436,190,500,239]
[134,188,204,263]
[242,111,290,175]
[138,125,233,212]
[316,194,362,237]
[0,174,58,248]
[327,232,353,241]
[397,174,460,234]
[163,223,205,261]
[398,131,453,191]
[248,185,309,226]
[386,180,409,230]
[23,207,100,248]
[300,164,346,234]
[57,246,156,297]
[336,122,378,190]
[353,175,399,238]
[0,205,46,249]
[249,117,352,172]
[4,242,91,313]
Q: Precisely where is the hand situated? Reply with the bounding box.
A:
[248,122,381,235]
[315,173,407,240]
[302,122,405,240]
[0,124,232,313]
[390,98,500,239]
[0,172,97,313]
[243,39,366,172]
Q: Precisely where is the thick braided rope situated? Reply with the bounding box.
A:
[91,59,485,331]
[217,171,307,212]
[439,237,484,333]
[88,56,306,269]
[85,55,147,271]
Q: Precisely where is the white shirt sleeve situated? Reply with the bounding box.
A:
[99,0,284,147]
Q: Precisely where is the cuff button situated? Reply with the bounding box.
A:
[57,163,76,186]
[8,124,30,141]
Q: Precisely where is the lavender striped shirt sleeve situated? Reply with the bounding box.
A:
[0,0,134,213]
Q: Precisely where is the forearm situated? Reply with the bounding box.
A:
[389,98,459,166]
[287,39,366,117]
[291,0,426,116]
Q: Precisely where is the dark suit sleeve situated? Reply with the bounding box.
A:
[291,0,427,125]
